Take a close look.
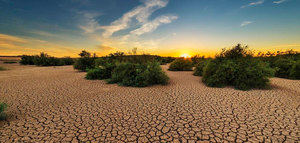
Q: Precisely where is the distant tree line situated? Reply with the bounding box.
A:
[20,52,74,66]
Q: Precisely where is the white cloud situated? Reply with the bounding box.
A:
[273,0,287,4]
[78,0,177,52]
[130,15,178,36]
[240,21,253,27]
[101,0,169,38]
[241,0,264,8]
[78,11,102,33]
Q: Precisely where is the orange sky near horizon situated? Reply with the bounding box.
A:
[0,33,299,58]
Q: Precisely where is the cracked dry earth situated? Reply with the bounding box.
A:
[0,63,299,142]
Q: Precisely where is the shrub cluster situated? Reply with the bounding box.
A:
[160,57,175,65]
[103,52,175,65]
[85,57,169,87]
[257,50,300,79]
[61,57,75,65]
[86,68,109,80]
[20,55,35,65]
[108,62,169,87]
[73,50,96,71]
[0,102,7,120]
[273,58,295,78]
[0,66,5,71]
[191,55,205,66]
[3,61,17,64]
[20,53,74,66]
[86,59,116,80]
[202,44,275,90]
[289,60,300,80]
[168,58,193,71]
[84,52,170,87]
[193,60,209,76]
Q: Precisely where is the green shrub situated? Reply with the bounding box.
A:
[73,57,95,71]
[61,57,74,65]
[20,53,69,66]
[0,102,7,120]
[289,60,300,80]
[233,59,275,90]
[73,50,95,71]
[202,60,236,87]
[86,68,111,80]
[217,44,253,60]
[0,66,6,71]
[20,55,35,65]
[168,58,193,71]
[160,57,175,65]
[191,55,205,66]
[202,44,275,90]
[86,59,116,80]
[108,62,169,87]
[3,61,17,64]
[273,58,295,78]
[193,60,209,76]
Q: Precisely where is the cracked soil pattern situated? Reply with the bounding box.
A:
[0,63,299,142]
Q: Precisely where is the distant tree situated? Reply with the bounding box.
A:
[79,50,91,58]
[73,50,95,71]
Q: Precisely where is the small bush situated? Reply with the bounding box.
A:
[289,60,300,80]
[160,57,175,65]
[61,57,74,65]
[273,58,295,78]
[108,62,169,87]
[0,66,6,71]
[169,58,193,71]
[73,58,95,71]
[217,44,253,60]
[3,61,17,64]
[191,55,205,66]
[73,50,95,71]
[86,58,116,80]
[20,55,35,65]
[20,53,71,66]
[0,102,7,120]
[202,60,236,87]
[33,53,65,66]
[233,59,275,90]
[86,68,111,80]
[193,60,209,76]
[202,44,275,90]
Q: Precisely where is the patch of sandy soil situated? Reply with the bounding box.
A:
[0,63,299,142]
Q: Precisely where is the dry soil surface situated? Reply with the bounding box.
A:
[0,63,299,142]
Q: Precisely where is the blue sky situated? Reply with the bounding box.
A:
[0,0,299,57]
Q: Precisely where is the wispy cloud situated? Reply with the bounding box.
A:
[78,11,102,33]
[240,21,253,27]
[130,15,178,36]
[96,45,115,53]
[0,33,78,56]
[241,0,264,8]
[0,33,27,43]
[101,0,169,38]
[29,30,59,38]
[273,0,288,4]
[78,0,177,53]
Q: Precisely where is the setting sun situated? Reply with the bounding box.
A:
[180,53,191,58]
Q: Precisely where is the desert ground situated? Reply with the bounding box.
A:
[0,62,299,142]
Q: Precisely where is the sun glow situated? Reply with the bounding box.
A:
[180,53,191,58]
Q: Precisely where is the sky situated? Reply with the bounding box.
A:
[0,0,299,57]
